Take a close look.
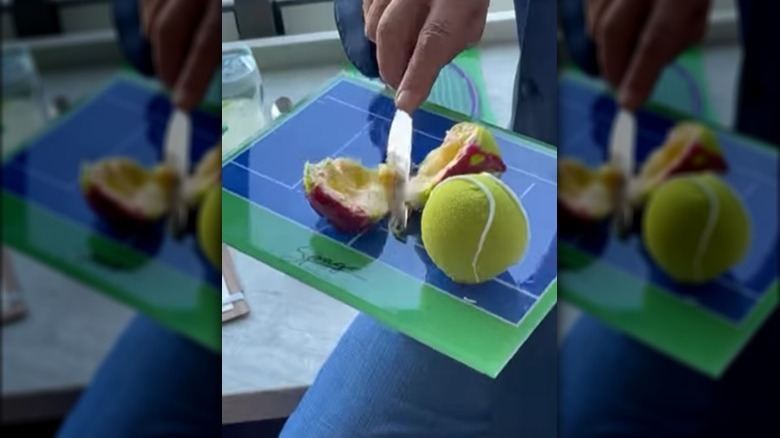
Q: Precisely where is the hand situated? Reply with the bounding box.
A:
[586,0,712,110]
[140,0,220,111]
[363,0,489,113]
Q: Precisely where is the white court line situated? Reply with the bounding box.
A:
[323,95,444,142]
[563,100,666,145]
[493,277,539,300]
[10,129,146,192]
[743,183,760,199]
[520,182,536,199]
[714,277,762,300]
[506,165,556,186]
[228,161,298,191]
[6,161,80,194]
[290,121,373,190]
[403,230,540,302]
[104,129,148,157]
[560,125,592,153]
[327,94,562,188]
[565,99,779,190]
[729,166,778,189]
[345,230,367,247]
[229,187,542,327]
[103,94,219,143]
[226,183,539,326]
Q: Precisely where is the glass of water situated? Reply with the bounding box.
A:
[222,45,269,152]
[2,46,48,157]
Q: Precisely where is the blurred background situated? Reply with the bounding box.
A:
[3,1,135,436]
[2,0,746,437]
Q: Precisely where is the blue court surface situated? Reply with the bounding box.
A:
[560,76,778,324]
[222,77,557,326]
[2,77,222,290]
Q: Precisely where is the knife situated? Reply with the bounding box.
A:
[164,109,191,238]
[608,108,636,239]
[386,109,413,241]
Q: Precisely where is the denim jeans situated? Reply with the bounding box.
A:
[56,316,220,438]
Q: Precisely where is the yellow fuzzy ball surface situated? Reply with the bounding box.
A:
[421,173,530,284]
[642,173,751,284]
[197,185,221,271]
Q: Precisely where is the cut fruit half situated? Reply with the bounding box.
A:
[629,122,727,207]
[407,122,507,209]
[81,158,178,229]
[558,158,624,223]
[303,158,394,234]
[184,143,221,208]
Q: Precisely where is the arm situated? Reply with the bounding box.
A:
[111,0,219,111]
[334,0,380,79]
[558,0,600,77]
[112,0,155,77]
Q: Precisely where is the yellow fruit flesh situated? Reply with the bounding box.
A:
[558,159,623,218]
[415,140,462,179]
[305,158,393,215]
[83,159,177,216]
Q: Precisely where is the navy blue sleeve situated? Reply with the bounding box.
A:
[334,0,380,78]
[558,0,599,77]
[734,0,780,145]
[510,0,559,147]
[113,0,155,77]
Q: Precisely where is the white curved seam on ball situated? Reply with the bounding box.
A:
[691,179,719,281]
[483,173,532,247]
[440,175,495,283]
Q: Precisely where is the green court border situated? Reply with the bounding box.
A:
[222,73,557,378]
[558,71,778,378]
[2,73,221,352]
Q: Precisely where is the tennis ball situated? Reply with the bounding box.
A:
[421,173,530,284]
[197,185,221,270]
[183,143,221,209]
[642,173,751,284]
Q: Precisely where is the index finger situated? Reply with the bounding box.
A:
[396,12,462,112]
[618,13,685,110]
[173,2,220,110]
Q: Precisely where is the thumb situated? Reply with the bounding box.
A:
[395,18,459,113]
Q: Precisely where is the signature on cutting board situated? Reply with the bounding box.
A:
[284,246,365,281]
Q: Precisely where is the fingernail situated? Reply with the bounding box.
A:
[174,89,195,111]
[618,89,636,110]
[395,90,413,112]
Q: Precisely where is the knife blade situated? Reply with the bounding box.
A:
[609,109,636,239]
[386,109,413,240]
[164,109,191,238]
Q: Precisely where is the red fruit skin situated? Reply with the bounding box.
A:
[666,140,728,176]
[84,183,160,231]
[632,140,729,206]
[439,142,507,179]
[305,184,375,234]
